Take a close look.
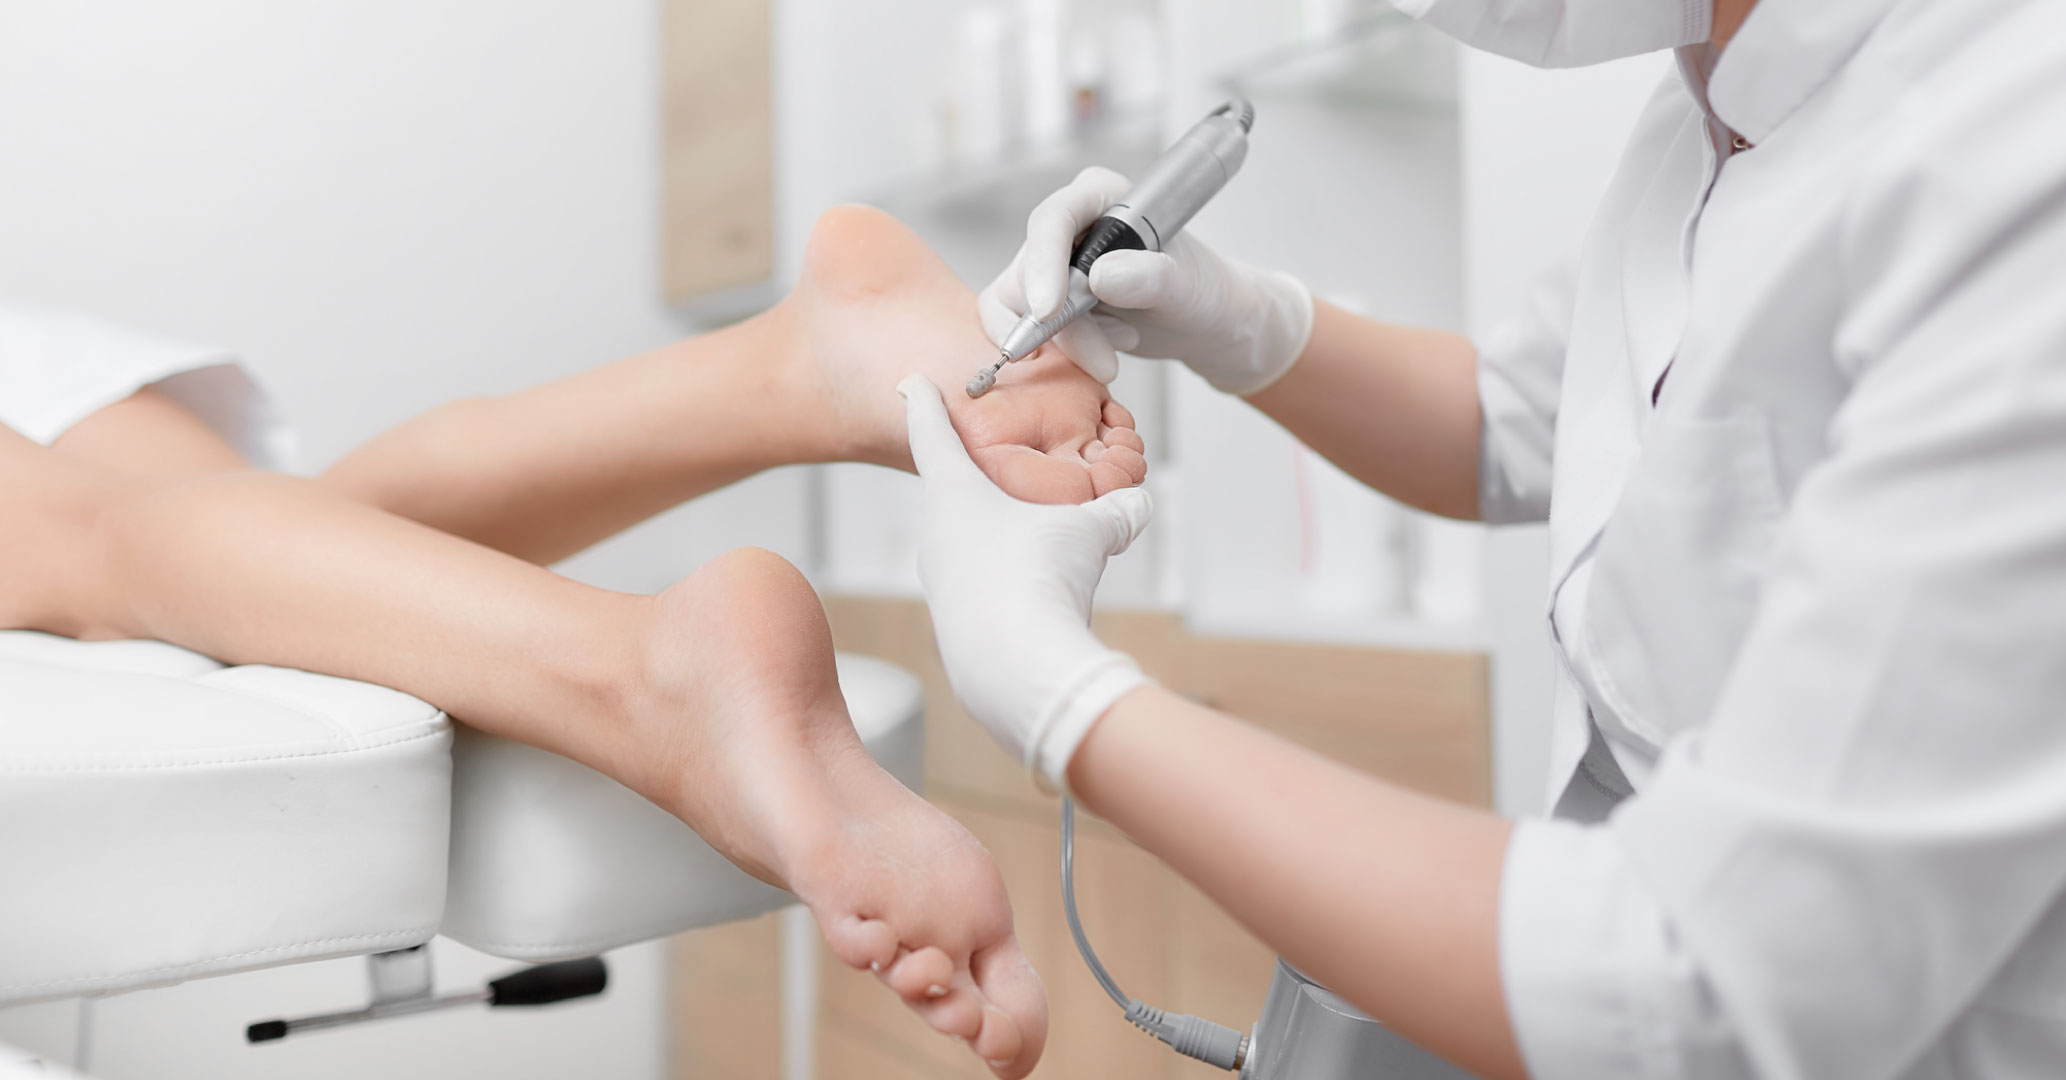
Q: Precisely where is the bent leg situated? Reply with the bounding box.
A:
[0,426,134,638]
[21,389,646,773]
[97,468,648,767]
[322,314,841,566]
[1,387,253,634]
[0,433,1045,1075]
[322,207,1146,565]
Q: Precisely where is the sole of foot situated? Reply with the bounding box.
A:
[633,547,1050,1076]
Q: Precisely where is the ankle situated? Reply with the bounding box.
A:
[728,301,880,467]
[759,286,912,471]
[562,595,693,802]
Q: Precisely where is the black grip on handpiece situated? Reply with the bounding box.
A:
[489,957,609,1007]
[1070,216,1147,277]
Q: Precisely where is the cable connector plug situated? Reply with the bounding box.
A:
[1063,798,1251,1071]
[1125,999,1249,1071]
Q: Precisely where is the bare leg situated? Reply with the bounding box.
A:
[0,429,1045,1076]
[8,207,1101,1071]
[324,207,1148,563]
[0,427,132,640]
[50,387,249,478]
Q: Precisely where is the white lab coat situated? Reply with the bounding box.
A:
[0,307,291,467]
[1472,0,2066,1076]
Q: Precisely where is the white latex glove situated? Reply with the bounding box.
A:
[978,165,1316,396]
[898,374,1153,793]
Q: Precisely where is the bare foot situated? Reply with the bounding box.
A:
[777,204,1148,504]
[627,548,1048,1077]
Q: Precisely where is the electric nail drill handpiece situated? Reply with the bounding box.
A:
[967,97,1256,398]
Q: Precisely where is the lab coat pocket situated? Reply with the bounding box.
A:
[1582,412,1785,744]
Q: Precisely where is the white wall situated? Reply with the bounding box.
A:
[1161,11,1470,640]
[1458,49,1671,813]
[0,1,790,1075]
[0,0,811,595]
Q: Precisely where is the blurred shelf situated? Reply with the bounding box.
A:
[1183,602,1487,654]
[858,14,1455,227]
[1215,11,1458,112]
[667,275,782,327]
[860,107,1165,229]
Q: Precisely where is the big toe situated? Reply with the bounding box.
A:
[1102,398,1138,430]
[1099,423,1147,455]
[972,940,1047,1078]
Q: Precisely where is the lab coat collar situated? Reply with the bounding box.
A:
[1704,0,1905,145]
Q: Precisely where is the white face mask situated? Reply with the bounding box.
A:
[1390,0,1712,68]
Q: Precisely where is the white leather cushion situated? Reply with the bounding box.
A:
[0,632,451,1004]
[442,653,925,960]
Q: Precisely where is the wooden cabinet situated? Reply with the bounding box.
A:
[671,596,1489,1078]
[660,0,774,304]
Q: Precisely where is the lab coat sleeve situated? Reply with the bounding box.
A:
[1502,52,2066,1080]
[1475,257,1576,525]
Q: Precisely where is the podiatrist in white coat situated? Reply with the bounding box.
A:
[902,0,2066,1076]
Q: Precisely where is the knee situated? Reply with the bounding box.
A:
[1,461,149,637]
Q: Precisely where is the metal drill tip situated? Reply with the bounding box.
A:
[966,353,1009,398]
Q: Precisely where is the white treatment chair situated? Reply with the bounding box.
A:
[0,630,922,1052]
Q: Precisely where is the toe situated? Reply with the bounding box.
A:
[820,913,900,973]
[911,985,986,1040]
[1100,424,1147,455]
[1099,444,1148,486]
[883,946,957,1001]
[972,1006,1024,1074]
[972,941,1047,1078]
[1089,460,1136,496]
[1102,399,1137,430]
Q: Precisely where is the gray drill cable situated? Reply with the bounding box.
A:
[1062,798,1249,1071]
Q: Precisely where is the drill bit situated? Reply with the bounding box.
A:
[966,352,1010,398]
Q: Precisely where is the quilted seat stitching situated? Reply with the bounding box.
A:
[2,635,438,745]
[2,926,442,994]
[0,722,450,773]
[0,633,222,675]
[189,666,437,743]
